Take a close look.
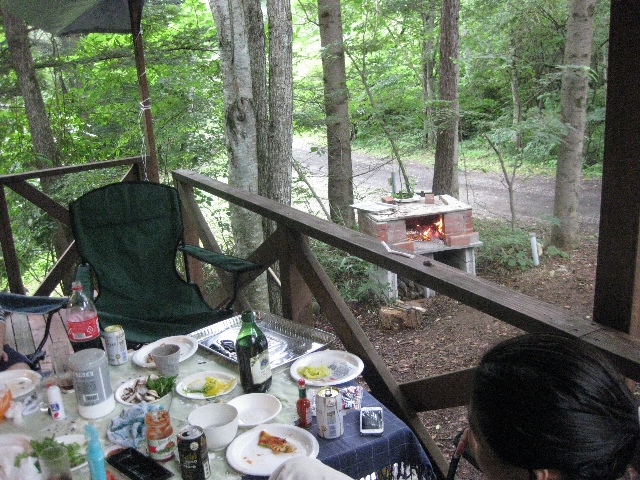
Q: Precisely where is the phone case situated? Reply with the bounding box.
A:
[106,447,173,480]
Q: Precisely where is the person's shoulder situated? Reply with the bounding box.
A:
[268,457,352,480]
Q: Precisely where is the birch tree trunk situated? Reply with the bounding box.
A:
[209,0,268,310]
[317,0,355,227]
[551,0,596,249]
[432,0,459,198]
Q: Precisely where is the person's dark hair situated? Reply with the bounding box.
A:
[469,333,639,480]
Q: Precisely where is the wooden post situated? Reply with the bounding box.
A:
[0,186,25,294]
[128,0,159,183]
[280,229,314,325]
[593,2,640,337]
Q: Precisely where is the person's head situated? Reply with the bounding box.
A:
[468,333,640,480]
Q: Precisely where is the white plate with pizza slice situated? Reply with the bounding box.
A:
[226,423,319,476]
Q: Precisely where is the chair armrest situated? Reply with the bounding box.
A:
[179,245,262,274]
[0,292,68,314]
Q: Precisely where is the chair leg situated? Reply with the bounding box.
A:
[224,274,239,312]
[25,310,57,370]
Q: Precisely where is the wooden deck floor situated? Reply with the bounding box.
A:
[4,310,71,370]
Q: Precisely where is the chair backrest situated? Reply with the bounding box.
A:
[69,182,212,323]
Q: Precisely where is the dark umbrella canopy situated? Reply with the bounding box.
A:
[0,0,144,36]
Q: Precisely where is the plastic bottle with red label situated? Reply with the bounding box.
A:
[66,281,103,352]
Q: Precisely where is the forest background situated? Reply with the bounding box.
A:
[0,0,610,296]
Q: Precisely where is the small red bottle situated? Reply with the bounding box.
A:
[297,378,312,428]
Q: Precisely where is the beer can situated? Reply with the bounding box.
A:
[177,425,210,480]
[316,386,343,439]
[103,325,128,365]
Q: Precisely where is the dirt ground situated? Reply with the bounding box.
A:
[294,141,621,477]
[313,219,604,479]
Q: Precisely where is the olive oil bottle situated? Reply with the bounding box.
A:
[236,311,272,393]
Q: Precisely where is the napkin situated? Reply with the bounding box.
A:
[0,434,42,480]
[107,403,162,449]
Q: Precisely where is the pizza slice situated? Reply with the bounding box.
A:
[258,430,297,454]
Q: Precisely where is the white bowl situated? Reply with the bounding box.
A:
[227,393,282,427]
[188,403,239,451]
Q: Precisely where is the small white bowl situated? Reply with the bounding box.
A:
[227,393,282,427]
[188,403,239,451]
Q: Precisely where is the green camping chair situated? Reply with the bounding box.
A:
[69,181,262,344]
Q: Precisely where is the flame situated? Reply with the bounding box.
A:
[406,217,444,242]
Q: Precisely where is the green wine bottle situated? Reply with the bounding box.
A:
[236,311,272,393]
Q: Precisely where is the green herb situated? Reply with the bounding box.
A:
[14,436,86,469]
[146,374,177,398]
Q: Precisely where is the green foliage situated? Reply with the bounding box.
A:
[546,245,568,258]
[474,218,538,273]
[309,239,388,304]
[0,0,611,289]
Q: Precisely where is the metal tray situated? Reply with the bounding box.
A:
[189,312,337,370]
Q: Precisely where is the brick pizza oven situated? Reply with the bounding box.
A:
[354,194,481,299]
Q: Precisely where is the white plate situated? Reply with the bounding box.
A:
[175,371,237,399]
[132,335,198,368]
[227,393,282,427]
[0,369,41,398]
[115,375,170,405]
[226,424,319,476]
[56,434,88,471]
[290,350,364,386]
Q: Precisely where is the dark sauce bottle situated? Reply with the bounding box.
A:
[236,311,272,393]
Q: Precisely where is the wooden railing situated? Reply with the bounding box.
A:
[3,163,640,478]
[0,157,144,295]
[172,168,640,479]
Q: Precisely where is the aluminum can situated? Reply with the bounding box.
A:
[103,325,128,365]
[177,425,210,480]
[316,386,343,439]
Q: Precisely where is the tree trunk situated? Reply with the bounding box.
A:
[243,0,281,313]
[264,0,294,314]
[432,0,459,198]
[208,0,268,310]
[510,42,523,150]
[420,3,437,149]
[2,6,73,292]
[2,7,60,169]
[551,0,596,249]
[317,0,355,228]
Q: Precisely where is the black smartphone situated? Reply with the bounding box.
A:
[106,447,173,480]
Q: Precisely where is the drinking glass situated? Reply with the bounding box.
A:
[38,445,72,480]
[51,342,74,393]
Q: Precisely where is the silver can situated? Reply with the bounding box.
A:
[316,386,343,439]
[103,325,128,365]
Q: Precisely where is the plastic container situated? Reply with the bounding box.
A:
[85,424,107,480]
[68,348,115,419]
[46,385,66,420]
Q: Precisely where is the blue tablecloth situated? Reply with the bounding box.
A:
[245,389,434,480]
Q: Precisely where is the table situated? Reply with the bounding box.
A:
[0,346,434,480]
